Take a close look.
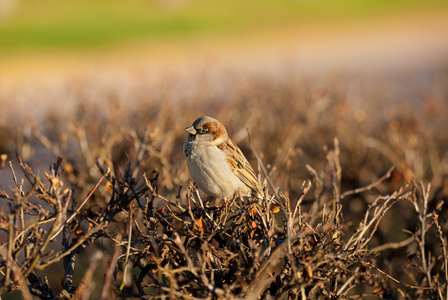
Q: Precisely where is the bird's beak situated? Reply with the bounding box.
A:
[185,126,197,135]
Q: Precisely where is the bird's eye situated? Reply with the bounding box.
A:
[198,128,208,134]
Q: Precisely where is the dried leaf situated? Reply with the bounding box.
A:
[269,202,281,214]
[193,216,207,233]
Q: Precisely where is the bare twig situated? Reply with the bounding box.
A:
[100,249,120,300]
[368,262,437,290]
[51,168,110,240]
[0,247,33,300]
[419,182,433,291]
[119,206,134,294]
[434,214,448,300]
[371,235,415,252]
[341,166,395,199]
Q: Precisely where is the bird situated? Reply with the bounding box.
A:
[183,116,263,200]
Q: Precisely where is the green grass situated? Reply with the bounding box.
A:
[0,0,446,51]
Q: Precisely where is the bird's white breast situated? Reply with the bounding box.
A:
[185,142,250,199]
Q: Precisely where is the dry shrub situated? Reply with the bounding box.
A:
[0,68,447,299]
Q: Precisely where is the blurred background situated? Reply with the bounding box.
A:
[1,0,447,84]
[1,1,448,299]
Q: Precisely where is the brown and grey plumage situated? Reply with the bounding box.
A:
[184,116,263,199]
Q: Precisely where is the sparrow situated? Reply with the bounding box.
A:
[183,116,263,200]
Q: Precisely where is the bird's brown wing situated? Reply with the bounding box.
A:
[218,139,263,198]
